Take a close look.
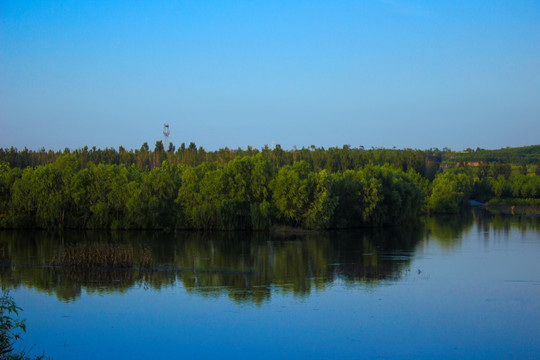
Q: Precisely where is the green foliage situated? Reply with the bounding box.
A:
[330,169,381,228]
[428,171,473,213]
[10,165,69,229]
[250,201,272,230]
[519,163,528,175]
[126,162,182,229]
[491,175,509,198]
[303,170,337,229]
[176,164,225,229]
[1,143,441,176]
[0,144,537,230]
[488,174,540,199]
[362,165,425,225]
[0,164,22,223]
[0,292,25,358]
[442,145,540,165]
[176,156,274,230]
[471,177,494,203]
[270,161,312,226]
[491,162,512,179]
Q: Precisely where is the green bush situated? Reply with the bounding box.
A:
[428,171,472,213]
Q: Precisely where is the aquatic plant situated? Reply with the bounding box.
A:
[51,243,154,269]
[139,246,154,269]
[0,291,25,358]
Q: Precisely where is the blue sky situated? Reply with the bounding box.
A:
[1,0,539,151]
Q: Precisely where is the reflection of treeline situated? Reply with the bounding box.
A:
[0,154,425,230]
[422,208,540,249]
[472,208,540,234]
[423,211,475,248]
[0,229,422,304]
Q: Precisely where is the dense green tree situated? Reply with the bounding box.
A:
[363,165,424,225]
[270,161,312,226]
[126,162,182,229]
[471,177,494,203]
[491,162,511,179]
[10,164,69,228]
[505,174,540,199]
[270,162,339,229]
[330,170,381,228]
[0,163,22,220]
[303,170,337,229]
[491,175,510,198]
[478,161,490,179]
[519,163,528,175]
[176,163,225,229]
[428,171,473,213]
[154,141,164,153]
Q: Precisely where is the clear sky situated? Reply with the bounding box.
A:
[1,0,539,151]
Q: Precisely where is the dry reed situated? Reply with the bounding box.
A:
[51,242,157,270]
[139,246,153,269]
[52,243,139,268]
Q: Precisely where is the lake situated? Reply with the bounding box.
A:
[2,209,540,359]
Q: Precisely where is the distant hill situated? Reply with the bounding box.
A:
[441,145,540,165]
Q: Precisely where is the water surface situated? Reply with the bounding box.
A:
[2,210,539,359]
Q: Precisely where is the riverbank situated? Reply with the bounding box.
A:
[484,198,540,216]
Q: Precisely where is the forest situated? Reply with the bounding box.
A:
[0,143,539,230]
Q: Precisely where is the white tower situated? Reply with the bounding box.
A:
[163,123,170,149]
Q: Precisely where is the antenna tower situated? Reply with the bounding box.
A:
[163,123,170,149]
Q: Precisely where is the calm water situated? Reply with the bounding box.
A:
[1,210,540,359]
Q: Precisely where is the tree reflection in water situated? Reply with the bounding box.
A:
[0,209,537,304]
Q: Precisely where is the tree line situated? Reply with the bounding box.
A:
[441,145,540,166]
[0,153,425,230]
[0,144,539,230]
[0,142,440,179]
[427,165,540,213]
